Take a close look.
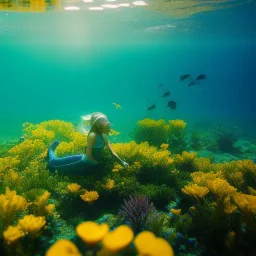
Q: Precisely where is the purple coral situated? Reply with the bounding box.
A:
[118,194,155,233]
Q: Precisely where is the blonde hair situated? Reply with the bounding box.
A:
[90,112,107,126]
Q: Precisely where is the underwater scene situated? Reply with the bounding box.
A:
[1,0,256,255]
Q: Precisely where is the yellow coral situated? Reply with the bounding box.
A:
[220,161,246,190]
[44,204,55,215]
[40,120,75,140]
[18,215,46,238]
[223,196,237,215]
[102,225,134,253]
[33,191,53,216]
[237,160,256,175]
[127,161,142,173]
[31,126,55,144]
[111,141,174,170]
[170,208,181,215]
[76,222,109,245]
[194,157,212,172]
[80,191,99,204]
[135,119,170,147]
[0,187,27,226]
[67,183,81,194]
[2,169,23,188]
[248,187,256,196]
[168,119,186,130]
[232,193,256,215]
[191,171,223,187]
[112,163,123,172]
[174,151,197,172]
[8,139,46,170]
[102,179,115,190]
[206,178,237,198]
[134,231,174,256]
[160,143,169,151]
[3,225,25,245]
[46,239,82,256]
[0,156,20,173]
[182,184,209,201]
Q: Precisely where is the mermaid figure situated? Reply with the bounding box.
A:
[48,112,128,175]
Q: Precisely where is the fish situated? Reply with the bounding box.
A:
[180,74,191,81]
[167,100,176,110]
[146,104,156,111]
[158,83,164,88]
[162,91,171,98]
[188,81,197,87]
[113,103,121,109]
[195,74,207,81]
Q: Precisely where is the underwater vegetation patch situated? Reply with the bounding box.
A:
[0,118,255,255]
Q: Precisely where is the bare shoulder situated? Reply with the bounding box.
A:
[87,132,96,145]
[88,132,96,138]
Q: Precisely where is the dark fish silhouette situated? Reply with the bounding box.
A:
[195,74,207,81]
[158,83,164,88]
[188,81,198,87]
[146,104,156,111]
[180,74,191,81]
[162,91,171,98]
[167,101,176,110]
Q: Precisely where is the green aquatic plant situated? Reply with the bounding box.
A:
[174,151,197,173]
[138,184,176,208]
[134,118,169,147]
[167,119,187,153]
[213,125,239,153]
[144,211,169,237]
[190,131,203,150]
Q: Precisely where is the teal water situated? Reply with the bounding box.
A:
[1,0,256,141]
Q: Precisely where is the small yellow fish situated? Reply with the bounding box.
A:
[112,103,121,109]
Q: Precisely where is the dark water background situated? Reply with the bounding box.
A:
[1,1,256,141]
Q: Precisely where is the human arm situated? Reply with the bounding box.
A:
[86,133,98,165]
[104,136,128,167]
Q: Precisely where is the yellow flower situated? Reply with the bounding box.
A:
[76,222,109,245]
[102,225,134,253]
[80,191,99,204]
[18,215,46,238]
[102,179,115,190]
[160,143,169,151]
[67,183,81,194]
[134,231,174,256]
[45,204,55,215]
[3,225,25,245]
[170,208,181,215]
[46,239,82,256]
